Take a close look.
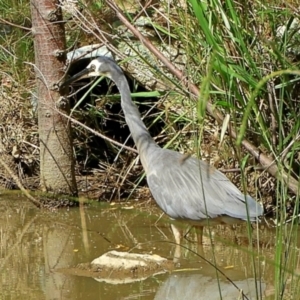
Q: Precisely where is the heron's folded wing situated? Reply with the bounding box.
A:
[147,169,221,220]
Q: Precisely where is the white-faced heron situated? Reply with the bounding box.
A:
[64,56,263,242]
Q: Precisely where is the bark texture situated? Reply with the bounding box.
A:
[30,0,77,195]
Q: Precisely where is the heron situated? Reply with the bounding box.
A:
[64,56,263,244]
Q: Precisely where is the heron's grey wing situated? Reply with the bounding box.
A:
[147,164,224,220]
[209,169,263,219]
[147,152,262,221]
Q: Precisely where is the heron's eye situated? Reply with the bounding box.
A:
[90,64,96,71]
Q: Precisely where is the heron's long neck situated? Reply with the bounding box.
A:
[113,74,158,165]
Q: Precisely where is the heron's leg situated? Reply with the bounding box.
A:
[192,226,205,258]
[171,224,181,263]
[195,225,203,244]
[171,224,181,244]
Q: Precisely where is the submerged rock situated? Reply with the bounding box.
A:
[58,250,174,284]
[91,251,174,284]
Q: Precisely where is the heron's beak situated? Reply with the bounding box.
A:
[62,66,93,87]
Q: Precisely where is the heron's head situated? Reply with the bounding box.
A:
[63,56,122,86]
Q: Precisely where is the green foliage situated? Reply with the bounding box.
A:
[187,0,299,149]
[185,1,300,299]
[0,0,32,83]
[0,0,30,21]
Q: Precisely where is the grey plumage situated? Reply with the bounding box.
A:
[65,56,263,222]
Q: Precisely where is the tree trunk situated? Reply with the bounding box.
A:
[30,0,77,195]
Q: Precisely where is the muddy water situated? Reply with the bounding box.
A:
[0,194,299,299]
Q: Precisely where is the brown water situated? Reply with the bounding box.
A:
[0,193,299,299]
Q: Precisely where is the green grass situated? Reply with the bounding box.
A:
[0,0,32,84]
[185,1,300,299]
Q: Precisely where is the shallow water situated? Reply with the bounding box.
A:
[0,193,299,299]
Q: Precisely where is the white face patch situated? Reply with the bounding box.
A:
[87,59,102,71]
[85,59,111,79]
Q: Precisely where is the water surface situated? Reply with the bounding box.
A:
[0,193,299,299]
